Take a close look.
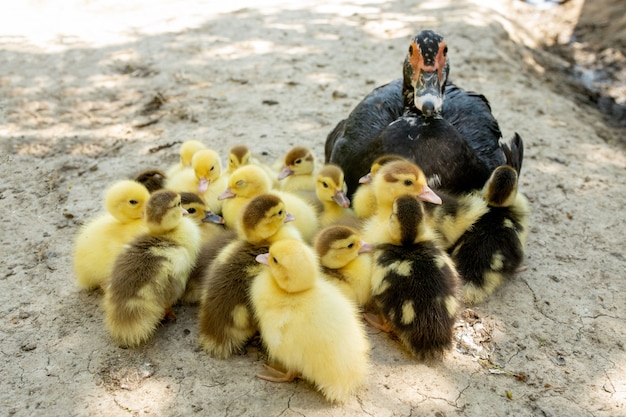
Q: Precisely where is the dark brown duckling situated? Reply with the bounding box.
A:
[133,169,167,193]
[367,195,461,361]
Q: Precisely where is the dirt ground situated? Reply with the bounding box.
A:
[1,0,625,416]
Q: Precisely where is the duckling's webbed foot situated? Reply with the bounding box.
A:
[163,306,177,322]
[256,364,298,383]
[363,312,392,332]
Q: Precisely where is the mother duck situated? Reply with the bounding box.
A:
[325,29,518,197]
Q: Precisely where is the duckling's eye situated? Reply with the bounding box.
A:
[210,166,215,171]
[295,159,301,164]
[347,243,354,249]
[129,200,138,205]
[272,257,278,264]
[322,182,328,188]
[177,201,181,207]
[278,210,283,216]
[404,179,413,187]
[187,208,196,214]
[236,180,245,187]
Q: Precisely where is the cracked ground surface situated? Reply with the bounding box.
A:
[1,0,625,416]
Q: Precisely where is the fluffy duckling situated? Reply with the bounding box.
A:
[277,146,320,193]
[103,190,202,347]
[352,154,407,219]
[198,194,300,358]
[73,180,150,291]
[361,160,442,244]
[251,239,370,403]
[166,139,206,178]
[179,192,225,243]
[133,169,167,193]
[450,142,530,304]
[314,225,373,308]
[315,164,359,228]
[367,195,461,361]
[227,144,278,184]
[219,164,319,242]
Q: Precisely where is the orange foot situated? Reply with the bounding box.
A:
[163,306,177,322]
[256,364,298,383]
[363,312,392,332]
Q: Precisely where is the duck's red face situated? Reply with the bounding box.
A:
[406,31,448,116]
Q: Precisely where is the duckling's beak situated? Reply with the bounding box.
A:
[358,172,373,184]
[277,166,294,180]
[202,210,225,224]
[181,208,189,216]
[332,190,351,208]
[414,71,443,117]
[358,241,374,254]
[218,188,236,200]
[256,252,270,265]
[198,177,210,194]
[284,212,296,223]
[417,184,442,205]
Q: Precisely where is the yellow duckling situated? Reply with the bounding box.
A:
[315,164,359,228]
[250,239,370,403]
[219,164,319,242]
[165,139,206,178]
[451,146,531,304]
[277,146,320,193]
[361,160,442,244]
[73,180,150,291]
[198,194,300,358]
[367,195,461,361]
[179,192,225,243]
[314,225,373,308]
[227,144,278,185]
[352,154,407,219]
[103,190,202,348]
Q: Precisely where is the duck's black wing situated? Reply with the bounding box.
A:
[376,115,492,194]
[326,79,404,196]
[442,83,506,171]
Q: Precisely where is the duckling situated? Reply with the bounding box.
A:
[315,164,359,228]
[166,139,206,178]
[227,144,278,185]
[179,192,225,243]
[361,160,442,244]
[103,190,202,347]
[352,154,407,219]
[314,225,373,307]
[73,180,150,291]
[367,195,461,361]
[277,146,319,194]
[133,169,167,193]
[198,194,300,358]
[219,164,319,242]
[250,239,370,403]
[450,137,530,304]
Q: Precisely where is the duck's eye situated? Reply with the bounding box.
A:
[187,208,196,214]
[443,46,448,55]
[272,257,278,264]
[322,182,328,188]
[404,179,413,187]
[129,200,138,205]
[278,210,283,216]
[347,243,354,249]
[236,180,245,187]
[210,166,215,171]
[177,201,181,207]
[408,45,413,56]
[295,159,301,164]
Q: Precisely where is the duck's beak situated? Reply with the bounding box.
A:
[202,210,225,224]
[358,241,374,254]
[181,208,189,216]
[358,172,373,184]
[218,187,236,200]
[198,177,210,194]
[414,71,444,117]
[256,252,270,265]
[277,166,294,180]
[417,184,442,205]
[332,190,351,208]
[284,212,296,223]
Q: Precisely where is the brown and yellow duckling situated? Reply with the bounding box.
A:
[103,190,202,347]
[197,194,300,359]
[315,164,359,228]
[352,154,407,219]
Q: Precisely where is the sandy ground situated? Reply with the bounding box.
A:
[1,0,625,416]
